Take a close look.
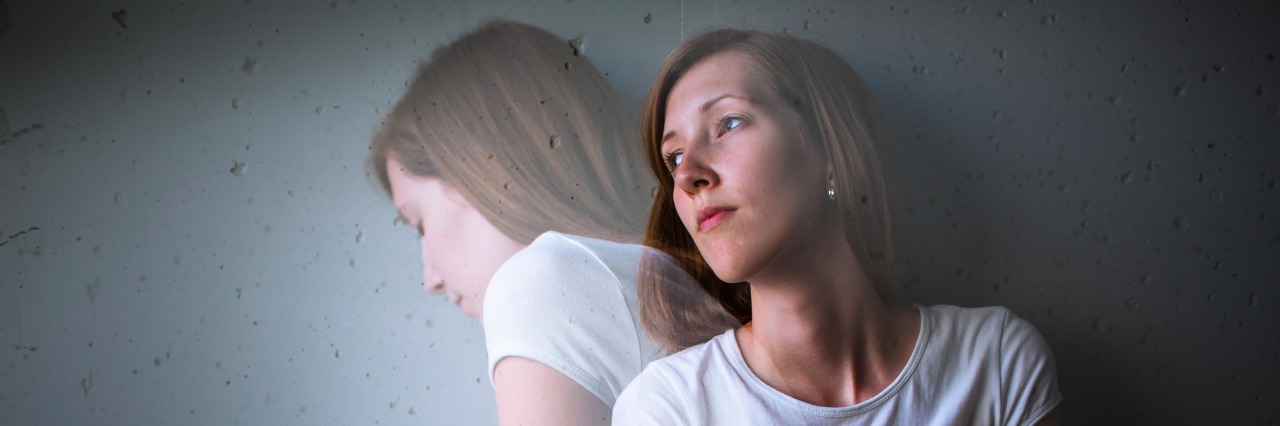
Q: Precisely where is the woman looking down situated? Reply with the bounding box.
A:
[368,20,713,425]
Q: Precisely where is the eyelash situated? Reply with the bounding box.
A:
[398,218,424,238]
[662,151,683,172]
[716,115,744,137]
[662,115,745,172]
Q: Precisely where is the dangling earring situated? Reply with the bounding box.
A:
[827,188,836,200]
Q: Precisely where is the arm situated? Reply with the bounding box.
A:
[999,308,1063,426]
[494,356,612,426]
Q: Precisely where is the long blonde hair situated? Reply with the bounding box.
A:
[638,29,900,353]
[368,20,651,244]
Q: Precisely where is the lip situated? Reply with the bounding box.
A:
[697,206,736,232]
[448,293,462,307]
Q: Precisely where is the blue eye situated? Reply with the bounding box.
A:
[718,116,744,136]
[664,151,684,172]
[725,117,742,131]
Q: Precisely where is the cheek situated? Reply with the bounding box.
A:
[419,223,454,273]
[672,195,697,232]
[758,146,821,200]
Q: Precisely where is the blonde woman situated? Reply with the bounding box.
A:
[369,20,703,424]
[614,29,1061,425]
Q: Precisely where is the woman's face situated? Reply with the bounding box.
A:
[385,157,526,321]
[660,51,831,283]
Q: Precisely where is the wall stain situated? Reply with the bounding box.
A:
[0,226,41,246]
[0,123,44,145]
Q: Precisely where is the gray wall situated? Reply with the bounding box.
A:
[2,0,1275,424]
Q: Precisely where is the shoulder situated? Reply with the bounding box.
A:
[641,331,728,383]
[489,232,643,293]
[613,333,730,424]
[613,365,684,424]
[926,305,1047,350]
[922,304,1054,361]
[492,232,603,283]
[625,331,724,392]
[483,232,657,407]
[923,304,1009,330]
[483,230,648,338]
[486,232,631,308]
[921,305,1060,425]
[923,305,1043,346]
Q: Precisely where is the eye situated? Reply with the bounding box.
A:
[716,115,745,137]
[398,216,425,238]
[663,151,684,172]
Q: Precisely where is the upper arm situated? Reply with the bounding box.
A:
[493,356,612,426]
[998,309,1062,426]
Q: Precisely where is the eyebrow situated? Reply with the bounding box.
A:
[660,93,750,144]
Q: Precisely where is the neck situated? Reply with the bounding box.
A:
[735,236,917,407]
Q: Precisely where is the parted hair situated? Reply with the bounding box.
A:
[369,19,651,244]
[638,29,900,353]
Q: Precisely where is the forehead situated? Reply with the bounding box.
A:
[666,51,762,111]
[385,157,413,193]
[385,157,439,210]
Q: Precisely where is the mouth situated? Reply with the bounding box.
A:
[696,206,736,232]
[448,293,462,307]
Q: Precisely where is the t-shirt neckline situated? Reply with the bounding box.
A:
[721,305,930,418]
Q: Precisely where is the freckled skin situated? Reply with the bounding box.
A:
[662,51,832,284]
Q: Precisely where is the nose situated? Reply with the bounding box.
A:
[673,144,717,196]
[423,278,445,295]
[421,248,445,295]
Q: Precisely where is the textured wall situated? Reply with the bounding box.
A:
[2,0,1276,424]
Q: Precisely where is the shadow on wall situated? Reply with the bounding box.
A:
[1,1,10,39]
[884,80,1150,423]
[855,27,1280,420]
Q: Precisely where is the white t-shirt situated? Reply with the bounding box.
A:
[614,305,1061,425]
[483,231,664,408]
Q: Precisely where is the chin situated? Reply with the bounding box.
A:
[461,305,482,321]
[704,253,751,284]
[701,237,774,284]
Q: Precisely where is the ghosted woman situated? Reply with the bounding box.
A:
[367,20,715,425]
[614,29,1062,425]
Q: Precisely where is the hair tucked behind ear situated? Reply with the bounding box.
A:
[638,29,899,354]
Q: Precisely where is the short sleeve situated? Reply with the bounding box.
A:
[998,309,1062,426]
[483,233,648,407]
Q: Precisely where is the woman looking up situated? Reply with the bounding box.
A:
[614,29,1061,425]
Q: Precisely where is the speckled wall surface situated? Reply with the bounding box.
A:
[2,1,1276,424]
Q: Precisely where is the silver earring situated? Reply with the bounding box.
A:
[827,188,836,200]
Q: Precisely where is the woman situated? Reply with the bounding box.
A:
[368,20,713,424]
[613,29,1062,425]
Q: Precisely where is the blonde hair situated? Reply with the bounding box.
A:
[638,29,899,353]
[369,20,651,244]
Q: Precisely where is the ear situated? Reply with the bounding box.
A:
[826,164,836,189]
[438,180,474,210]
